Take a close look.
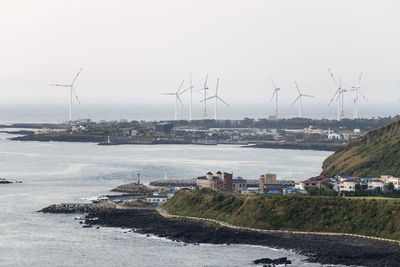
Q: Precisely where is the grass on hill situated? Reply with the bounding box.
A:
[163,189,400,240]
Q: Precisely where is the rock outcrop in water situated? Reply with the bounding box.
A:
[39,202,116,213]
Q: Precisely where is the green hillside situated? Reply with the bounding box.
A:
[164,189,400,240]
[321,118,400,177]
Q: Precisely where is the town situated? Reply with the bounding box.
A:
[10,116,398,149]
[107,170,400,207]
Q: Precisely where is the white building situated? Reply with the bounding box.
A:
[146,196,167,204]
[368,179,385,190]
[334,179,357,192]
[381,176,400,189]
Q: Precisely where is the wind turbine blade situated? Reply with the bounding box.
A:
[216,78,219,95]
[50,84,70,87]
[179,87,191,95]
[177,95,184,107]
[204,74,208,88]
[71,67,83,86]
[72,87,80,104]
[271,78,277,89]
[328,68,339,86]
[291,96,301,106]
[358,72,363,82]
[162,93,176,95]
[302,94,315,97]
[269,90,276,102]
[329,88,340,106]
[294,81,301,95]
[200,96,216,102]
[217,96,230,107]
[177,80,185,94]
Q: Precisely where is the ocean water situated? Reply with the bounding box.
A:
[0,130,335,267]
[0,103,397,123]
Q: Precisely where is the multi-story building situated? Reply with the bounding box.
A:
[232,178,247,193]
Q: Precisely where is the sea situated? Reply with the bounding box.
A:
[0,128,339,267]
[0,99,355,267]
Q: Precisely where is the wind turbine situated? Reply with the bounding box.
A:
[350,72,366,119]
[291,81,314,118]
[202,74,209,117]
[162,80,187,120]
[188,72,194,121]
[270,79,281,120]
[50,68,82,122]
[201,78,229,120]
[328,69,342,121]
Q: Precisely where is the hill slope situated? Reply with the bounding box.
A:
[164,189,400,240]
[321,119,400,177]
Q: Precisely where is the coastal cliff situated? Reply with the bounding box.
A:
[321,118,400,177]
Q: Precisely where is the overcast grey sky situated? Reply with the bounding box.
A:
[1,0,399,110]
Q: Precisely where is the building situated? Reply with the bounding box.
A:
[154,123,174,134]
[146,196,167,205]
[382,176,400,189]
[196,172,214,189]
[368,179,385,191]
[222,172,233,192]
[263,183,283,194]
[259,173,277,191]
[334,179,357,193]
[299,179,321,190]
[232,177,247,193]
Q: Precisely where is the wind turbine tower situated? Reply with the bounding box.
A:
[202,74,209,117]
[50,68,82,122]
[162,80,187,120]
[201,78,230,120]
[292,81,314,117]
[270,79,281,120]
[188,72,194,121]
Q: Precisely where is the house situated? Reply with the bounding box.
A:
[299,179,321,190]
[232,177,247,193]
[368,179,385,191]
[382,176,400,189]
[334,179,357,193]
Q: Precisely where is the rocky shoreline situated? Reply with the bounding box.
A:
[40,204,400,266]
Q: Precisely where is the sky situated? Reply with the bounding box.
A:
[0,0,400,119]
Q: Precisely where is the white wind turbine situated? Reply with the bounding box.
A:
[350,72,367,119]
[201,78,229,120]
[328,69,355,121]
[328,68,342,121]
[162,80,187,120]
[188,72,194,121]
[270,79,281,120]
[50,68,82,122]
[291,81,314,118]
[202,74,209,117]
